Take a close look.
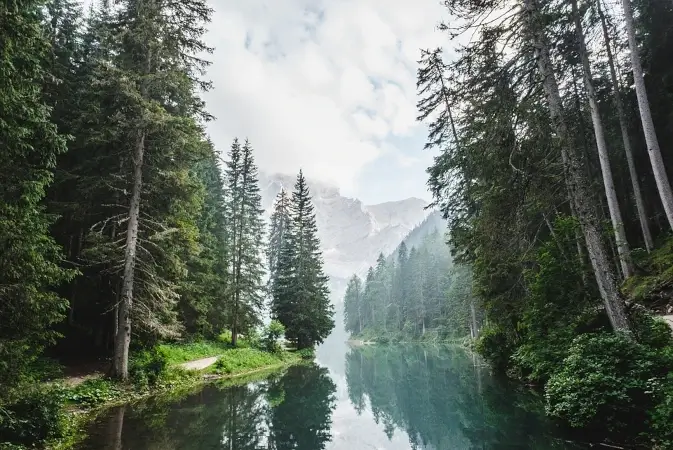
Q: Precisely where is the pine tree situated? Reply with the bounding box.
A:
[223,139,266,346]
[0,0,74,395]
[271,171,334,349]
[179,142,229,338]
[267,188,291,293]
[343,275,364,335]
[619,0,673,230]
[68,0,215,379]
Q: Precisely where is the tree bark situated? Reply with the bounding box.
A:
[572,0,633,278]
[522,0,631,332]
[595,0,653,252]
[469,300,479,339]
[620,0,673,231]
[113,131,145,380]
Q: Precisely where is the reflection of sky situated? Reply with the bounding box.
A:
[316,340,416,450]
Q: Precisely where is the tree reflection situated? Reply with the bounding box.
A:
[266,364,337,450]
[79,364,336,450]
[344,345,581,450]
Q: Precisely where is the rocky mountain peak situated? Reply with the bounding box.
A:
[259,171,433,301]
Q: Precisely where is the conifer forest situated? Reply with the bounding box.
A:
[3,0,673,448]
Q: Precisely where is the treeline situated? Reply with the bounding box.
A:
[343,226,477,341]
[0,0,333,400]
[418,0,673,444]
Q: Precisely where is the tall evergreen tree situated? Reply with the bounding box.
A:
[224,139,265,346]
[271,171,334,349]
[62,0,215,379]
[179,142,229,338]
[343,275,364,335]
[267,188,291,293]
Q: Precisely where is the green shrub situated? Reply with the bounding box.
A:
[217,330,232,345]
[264,320,285,353]
[130,346,169,387]
[66,378,122,407]
[629,307,673,349]
[475,325,512,371]
[545,332,665,433]
[297,347,315,360]
[242,328,261,349]
[650,372,673,447]
[0,386,65,446]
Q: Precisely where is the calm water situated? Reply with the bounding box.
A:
[78,341,588,450]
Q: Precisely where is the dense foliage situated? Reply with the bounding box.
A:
[418,0,673,444]
[343,223,479,342]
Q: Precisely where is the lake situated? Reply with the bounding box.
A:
[78,341,588,449]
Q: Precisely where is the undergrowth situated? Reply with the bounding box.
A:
[212,348,298,375]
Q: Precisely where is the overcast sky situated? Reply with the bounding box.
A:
[202,0,450,205]
[81,0,450,204]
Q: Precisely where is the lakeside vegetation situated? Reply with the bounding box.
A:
[1,328,306,450]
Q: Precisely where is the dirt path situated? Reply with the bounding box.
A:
[179,356,219,371]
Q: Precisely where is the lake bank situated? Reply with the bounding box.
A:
[0,346,305,450]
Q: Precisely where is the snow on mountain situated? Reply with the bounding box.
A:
[259,172,432,302]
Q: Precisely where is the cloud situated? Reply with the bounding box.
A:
[203,0,448,201]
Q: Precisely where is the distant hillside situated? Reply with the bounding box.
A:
[392,211,447,259]
[259,171,431,292]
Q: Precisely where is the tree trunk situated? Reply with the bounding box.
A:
[106,406,125,450]
[596,0,653,252]
[469,300,479,339]
[523,0,631,332]
[572,0,633,278]
[113,131,145,380]
[620,0,673,230]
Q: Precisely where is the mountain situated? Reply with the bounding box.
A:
[395,210,447,254]
[259,172,433,302]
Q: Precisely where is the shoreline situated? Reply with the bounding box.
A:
[48,353,304,450]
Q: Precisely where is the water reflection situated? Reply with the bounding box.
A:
[343,344,584,450]
[80,345,586,450]
[79,364,337,450]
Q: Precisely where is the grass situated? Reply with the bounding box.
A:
[210,348,300,375]
[157,341,230,364]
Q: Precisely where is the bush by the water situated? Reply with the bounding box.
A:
[545,331,671,436]
[130,347,170,387]
[264,320,285,353]
[0,386,65,447]
[297,347,315,360]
